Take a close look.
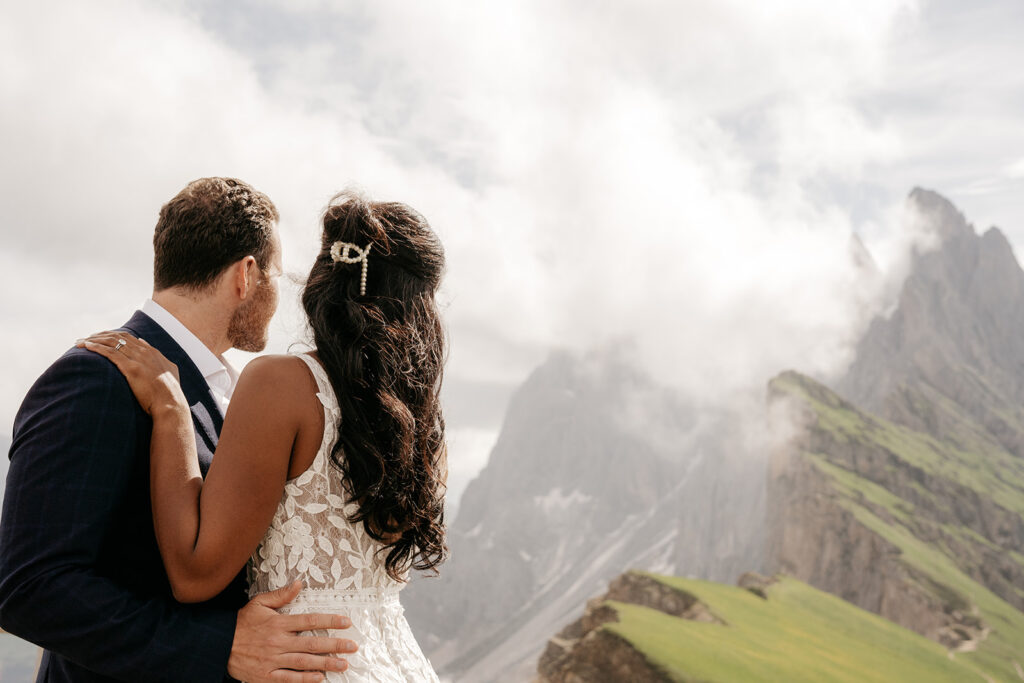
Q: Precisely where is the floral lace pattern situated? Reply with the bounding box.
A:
[246,353,438,682]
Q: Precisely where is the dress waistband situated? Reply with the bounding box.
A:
[253,585,403,606]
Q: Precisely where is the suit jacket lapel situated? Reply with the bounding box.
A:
[120,310,223,475]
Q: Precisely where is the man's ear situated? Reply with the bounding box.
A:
[234,256,259,300]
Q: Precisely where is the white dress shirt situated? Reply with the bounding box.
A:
[141,299,239,416]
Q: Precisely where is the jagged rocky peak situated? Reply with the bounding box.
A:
[907,186,975,243]
[759,190,1024,675]
[456,343,697,526]
[977,218,1024,289]
[838,189,1024,457]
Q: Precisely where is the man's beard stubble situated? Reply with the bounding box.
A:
[227,277,276,352]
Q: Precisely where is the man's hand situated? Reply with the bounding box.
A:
[228,580,357,683]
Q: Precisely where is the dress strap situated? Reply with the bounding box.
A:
[294,352,330,391]
[293,352,340,421]
[290,352,341,476]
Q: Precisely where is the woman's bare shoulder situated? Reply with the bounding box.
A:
[234,354,318,404]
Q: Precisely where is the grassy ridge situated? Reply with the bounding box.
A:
[769,371,1024,680]
[603,573,990,682]
[586,371,1024,681]
[773,372,1024,519]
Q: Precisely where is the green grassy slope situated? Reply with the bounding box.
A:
[775,372,1024,519]
[603,572,996,683]
[766,371,1024,681]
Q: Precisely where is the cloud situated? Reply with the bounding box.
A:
[1005,158,1024,179]
[5,0,1024,499]
[242,0,925,400]
[0,0,475,424]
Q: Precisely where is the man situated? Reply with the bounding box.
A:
[0,178,355,682]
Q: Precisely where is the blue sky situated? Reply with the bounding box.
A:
[2,0,1023,504]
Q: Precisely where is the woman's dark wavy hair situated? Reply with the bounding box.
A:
[302,190,448,581]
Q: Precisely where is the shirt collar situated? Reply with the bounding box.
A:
[141,299,238,397]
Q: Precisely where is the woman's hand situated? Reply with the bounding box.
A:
[77,332,186,415]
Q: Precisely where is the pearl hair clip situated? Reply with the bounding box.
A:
[330,241,372,295]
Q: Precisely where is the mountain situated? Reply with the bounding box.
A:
[763,188,1024,678]
[411,186,1024,679]
[838,188,1024,459]
[537,569,998,682]
[403,347,769,682]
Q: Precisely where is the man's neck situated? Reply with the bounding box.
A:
[151,290,232,356]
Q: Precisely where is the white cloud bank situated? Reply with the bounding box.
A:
[3,0,1024,502]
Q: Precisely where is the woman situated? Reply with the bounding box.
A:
[81,191,448,681]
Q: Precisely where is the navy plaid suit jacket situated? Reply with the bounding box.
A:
[0,311,248,682]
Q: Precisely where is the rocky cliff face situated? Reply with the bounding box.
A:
[765,372,1015,650]
[403,347,769,682]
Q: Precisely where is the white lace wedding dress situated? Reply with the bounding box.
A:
[246,352,440,682]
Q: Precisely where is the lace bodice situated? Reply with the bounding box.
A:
[244,353,438,681]
[246,352,407,596]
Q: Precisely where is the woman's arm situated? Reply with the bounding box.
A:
[152,357,306,602]
[81,334,313,603]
